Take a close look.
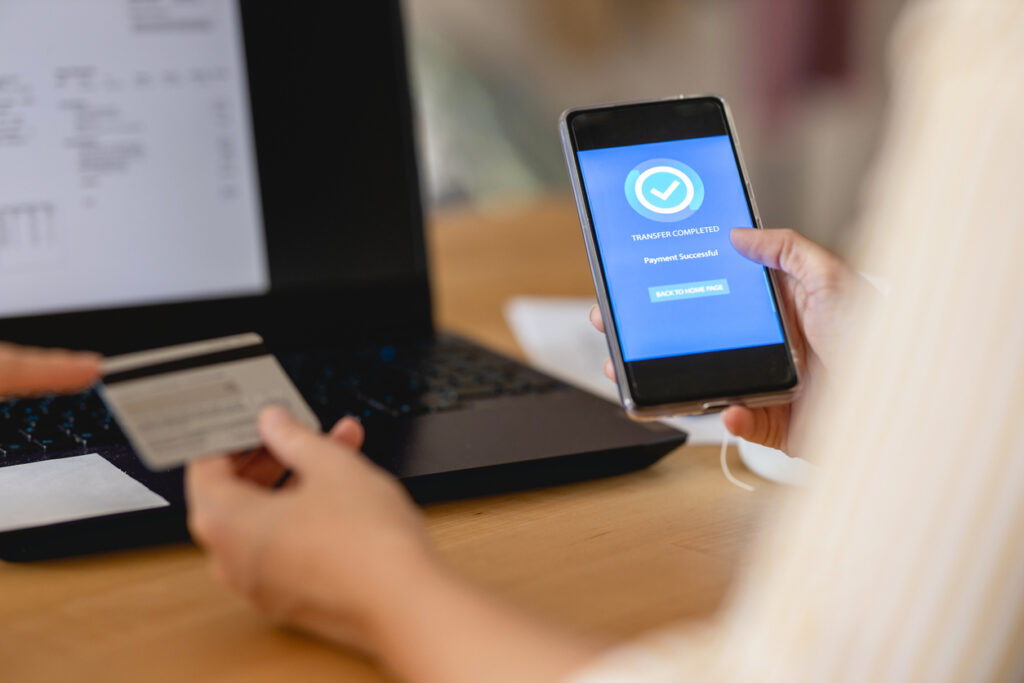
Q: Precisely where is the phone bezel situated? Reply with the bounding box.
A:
[559,95,800,419]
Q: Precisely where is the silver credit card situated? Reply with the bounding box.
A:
[98,333,319,471]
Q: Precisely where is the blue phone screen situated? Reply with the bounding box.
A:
[577,135,784,363]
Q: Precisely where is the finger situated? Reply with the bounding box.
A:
[186,455,266,506]
[186,455,248,506]
[603,358,616,382]
[329,416,365,450]
[0,344,101,396]
[589,304,605,333]
[231,448,288,488]
[729,228,841,288]
[721,405,757,441]
[721,405,783,450]
[258,406,344,473]
[185,456,265,543]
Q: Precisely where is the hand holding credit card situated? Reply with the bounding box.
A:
[98,334,319,471]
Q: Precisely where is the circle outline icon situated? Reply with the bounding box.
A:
[634,165,694,215]
[625,158,704,222]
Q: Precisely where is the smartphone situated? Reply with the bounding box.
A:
[560,95,799,419]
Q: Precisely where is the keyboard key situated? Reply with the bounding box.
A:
[0,442,27,458]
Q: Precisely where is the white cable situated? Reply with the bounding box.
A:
[720,430,754,492]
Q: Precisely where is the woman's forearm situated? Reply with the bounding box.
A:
[364,554,605,683]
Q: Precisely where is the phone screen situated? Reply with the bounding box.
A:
[567,98,796,408]
[577,135,783,361]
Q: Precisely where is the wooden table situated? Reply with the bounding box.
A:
[1,197,776,682]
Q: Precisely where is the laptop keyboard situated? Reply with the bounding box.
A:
[0,336,562,467]
[281,335,562,421]
[0,392,125,464]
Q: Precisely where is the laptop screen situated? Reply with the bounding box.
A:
[0,0,269,318]
[0,1,428,351]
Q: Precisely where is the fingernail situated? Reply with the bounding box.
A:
[260,405,291,428]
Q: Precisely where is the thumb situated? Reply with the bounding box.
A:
[257,406,337,473]
[328,416,365,451]
[730,228,837,288]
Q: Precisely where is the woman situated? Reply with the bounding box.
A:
[185,227,859,682]
[185,1,1024,680]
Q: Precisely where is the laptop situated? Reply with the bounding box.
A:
[0,1,685,561]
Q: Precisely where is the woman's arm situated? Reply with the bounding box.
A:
[186,407,603,683]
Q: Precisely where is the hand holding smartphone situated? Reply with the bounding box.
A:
[560,96,799,419]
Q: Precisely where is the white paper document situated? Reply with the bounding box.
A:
[504,296,813,485]
[504,296,727,444]
[0,453,169,533]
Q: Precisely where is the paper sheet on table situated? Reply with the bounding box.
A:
[504,296,813,485]
[0,453,169,533]
[504,296,726,444]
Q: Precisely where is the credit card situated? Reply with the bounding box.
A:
[98,333,319,471]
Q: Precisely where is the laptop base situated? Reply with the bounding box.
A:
[1,431,682,562]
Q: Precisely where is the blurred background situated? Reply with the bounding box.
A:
[405,0,909,255]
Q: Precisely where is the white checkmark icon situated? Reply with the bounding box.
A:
[633,165,695,215]
[649,179,680,201]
